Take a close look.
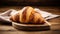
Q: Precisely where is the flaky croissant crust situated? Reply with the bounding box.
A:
[10,6,45,24]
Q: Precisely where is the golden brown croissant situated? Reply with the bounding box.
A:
[10,6,45,24]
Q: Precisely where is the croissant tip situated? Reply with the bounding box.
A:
[24,6,34,9]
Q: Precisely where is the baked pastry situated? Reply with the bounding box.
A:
[10,11,19,22]
[10,6,45,24]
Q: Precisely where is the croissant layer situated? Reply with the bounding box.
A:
[10,6,45,24]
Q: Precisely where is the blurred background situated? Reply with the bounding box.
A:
[0,0,60,34]
[0,0,60,6]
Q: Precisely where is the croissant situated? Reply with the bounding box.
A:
[10,6,45,24]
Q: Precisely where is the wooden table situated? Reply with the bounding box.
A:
[0,6,60,34]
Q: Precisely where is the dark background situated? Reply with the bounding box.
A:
[0,0,60,34]
[0,0,60,6]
